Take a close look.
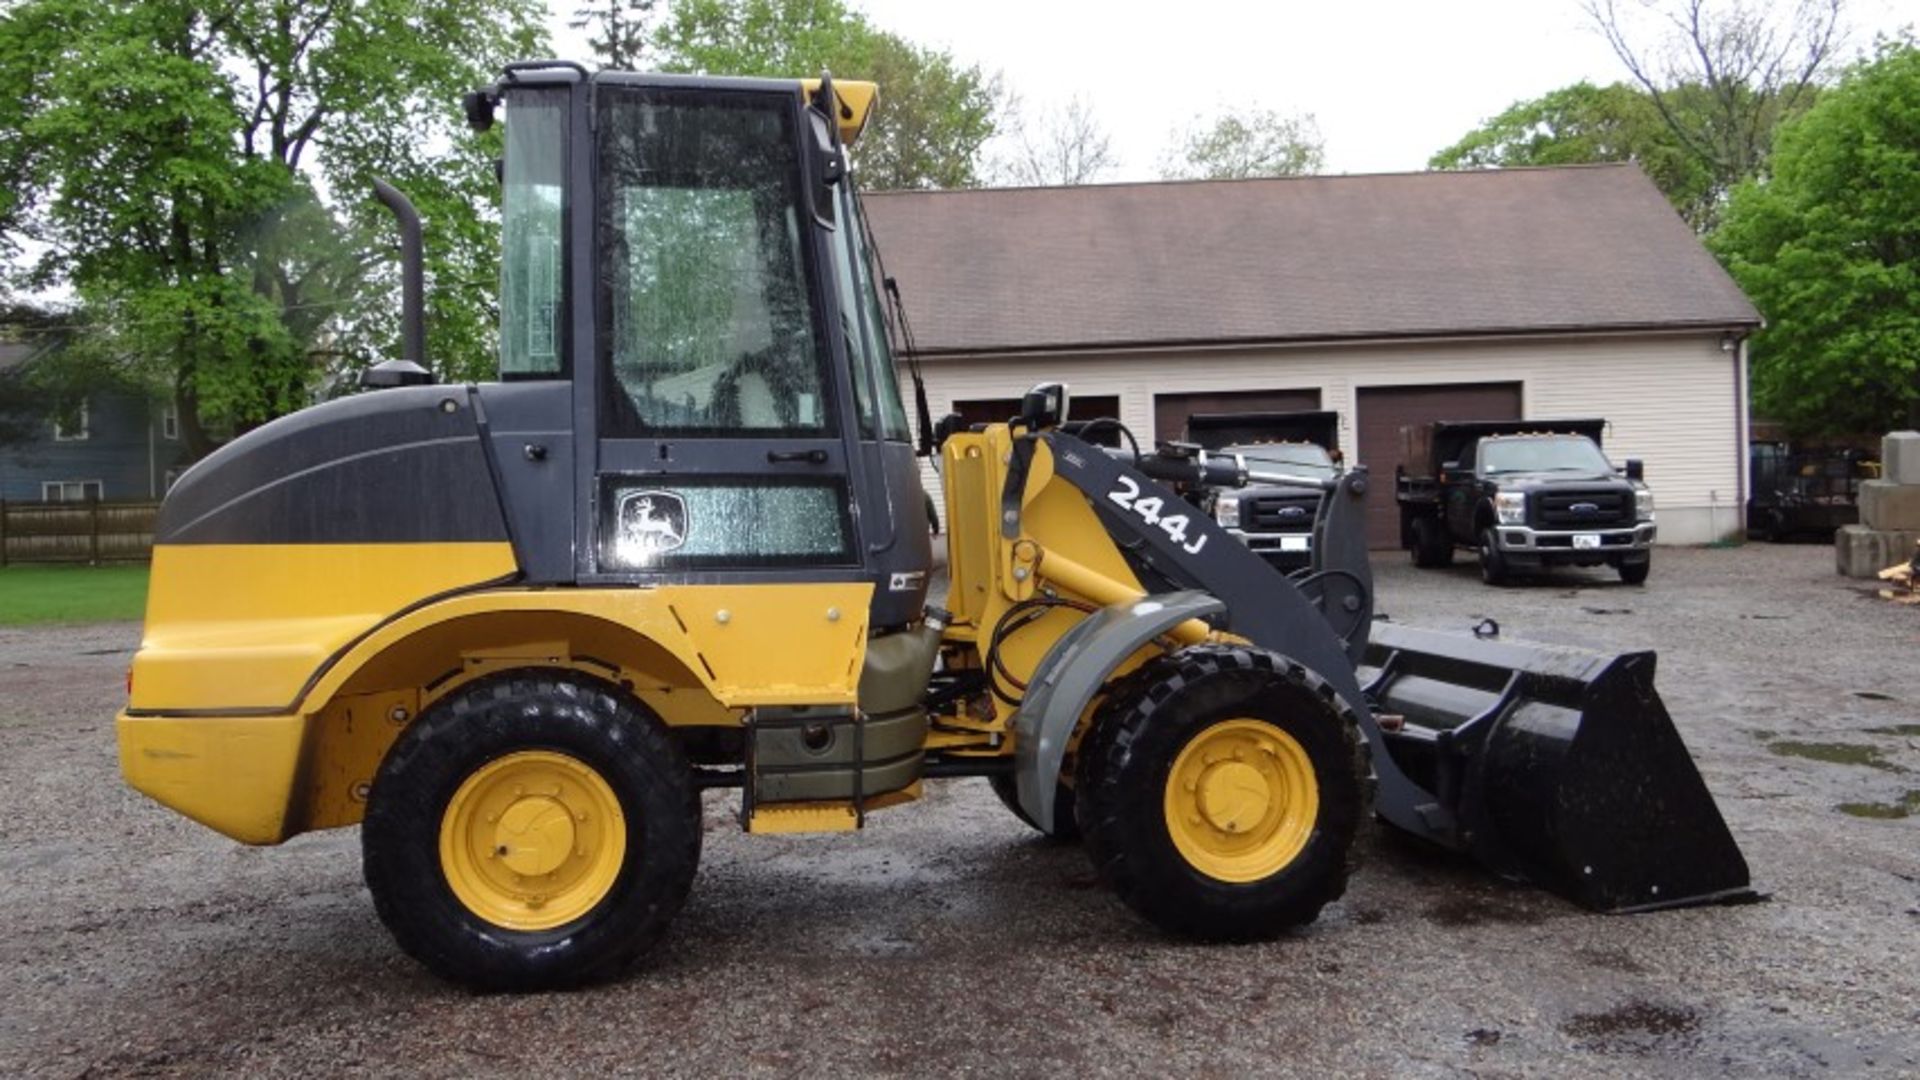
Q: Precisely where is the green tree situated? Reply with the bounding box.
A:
[1161,108,1324,181]
[1431,82,1716,226]
[654,0,1001,189]
[1583,0,1842,221]
[0,0,543,458]
[1711,41,1920,434]
[572,0,657,70]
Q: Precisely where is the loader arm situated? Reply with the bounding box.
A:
[1006,431,1437,839]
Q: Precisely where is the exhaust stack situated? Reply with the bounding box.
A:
[364,180,431,389]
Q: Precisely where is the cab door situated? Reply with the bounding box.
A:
[577,81,867,584]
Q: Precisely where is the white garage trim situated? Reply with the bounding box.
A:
[906,329,1746,545]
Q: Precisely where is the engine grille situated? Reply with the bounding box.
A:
[1533,488,1633,528]
[1244,493,1319,532]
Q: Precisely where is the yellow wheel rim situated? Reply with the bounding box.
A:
[438,750,627,931]
[1163,719,1319,883]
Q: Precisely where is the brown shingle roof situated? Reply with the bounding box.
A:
[861,164,1759,356]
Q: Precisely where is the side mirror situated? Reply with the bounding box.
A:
[1019,381,1069,431]
[361,358,433,390]
[1625,458,1645,482]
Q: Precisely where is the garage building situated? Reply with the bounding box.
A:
[864,164,1761,547]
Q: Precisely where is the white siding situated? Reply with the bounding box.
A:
[905,331,1744,545]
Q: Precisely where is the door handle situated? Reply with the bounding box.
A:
[767,448,830,465]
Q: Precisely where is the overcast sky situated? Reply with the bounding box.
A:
[549,0,1913,179]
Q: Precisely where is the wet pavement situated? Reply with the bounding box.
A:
[1,543,1917,1076]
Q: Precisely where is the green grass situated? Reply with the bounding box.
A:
[0,565,149,625]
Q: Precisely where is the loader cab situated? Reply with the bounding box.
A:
[487,64,930,628]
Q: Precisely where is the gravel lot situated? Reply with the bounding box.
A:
[2,543,1917,1077]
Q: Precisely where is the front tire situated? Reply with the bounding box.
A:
[1618,557,1651,585]
[1076,646,1366,940]
[1478,526,1511,586]
[363,671,700,991]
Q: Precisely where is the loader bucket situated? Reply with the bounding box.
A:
[1360,623,1754,913]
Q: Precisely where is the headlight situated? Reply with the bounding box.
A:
[1495,491,1526,525]
[1215,494,1240,529]
[1636,488,1655,521]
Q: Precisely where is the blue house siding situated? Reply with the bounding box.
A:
[0,389,188,502]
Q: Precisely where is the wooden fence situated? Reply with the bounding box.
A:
[0,500,160,565]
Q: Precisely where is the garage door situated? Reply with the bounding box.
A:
[1153,388,1321,443]
[1355,382,1522,549]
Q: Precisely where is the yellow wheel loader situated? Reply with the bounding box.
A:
[117,63,1752,991]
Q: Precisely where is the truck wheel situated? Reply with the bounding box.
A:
[1075,645,1366,939]
[1478,527,1510,586]
[1411,516,1453,568]
[987,773,1080,842]
[1618,558,1651,585]
[362,671,700,991]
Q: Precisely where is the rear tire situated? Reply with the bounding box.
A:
[363,670,700,991]
[1076,646,1366,940]
[987,772,1081,842]
[1478,526,1510,586]
[1618,557,1651,585]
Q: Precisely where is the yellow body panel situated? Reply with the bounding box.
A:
[130,542,517,712]
[117,712,308,844]
[120,569,875,844]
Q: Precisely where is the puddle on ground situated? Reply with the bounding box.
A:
[1864,723,1920,737]
[1765,740,1906,772]
[1575,945,1649,975]
[1421,895,1547,927]
[1836,791,1920,820]
[1563,1001,1701,1052]
[1463,1027,1502,1047]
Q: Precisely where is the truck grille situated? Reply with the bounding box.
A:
[1533,489,1632,528]
[1244,493,1319,532]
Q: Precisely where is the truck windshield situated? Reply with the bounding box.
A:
[1227,443,1335,477]
[499,90,567,377]
[1481,436,1612,475]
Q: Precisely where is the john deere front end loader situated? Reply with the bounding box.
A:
[118,63,1752,990]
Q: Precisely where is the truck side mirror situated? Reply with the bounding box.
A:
[1625,458,1645,481]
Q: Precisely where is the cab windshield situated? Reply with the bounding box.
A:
[1227,442,1336,478]
[1481,435,1612,475]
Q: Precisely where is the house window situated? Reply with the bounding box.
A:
[163,468,184,492]
[52,401,89,441]
[42,480,104,503]
[162,405,179,440]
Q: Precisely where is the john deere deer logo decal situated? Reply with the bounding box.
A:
[613,490,688,564]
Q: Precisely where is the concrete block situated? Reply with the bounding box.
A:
[1835,524,1920,578]
[1860,479,1920,530]
[1884,431,1920,484]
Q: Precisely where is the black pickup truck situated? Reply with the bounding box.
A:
[1397,418,1655,585]
[1186,410,1341,571]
